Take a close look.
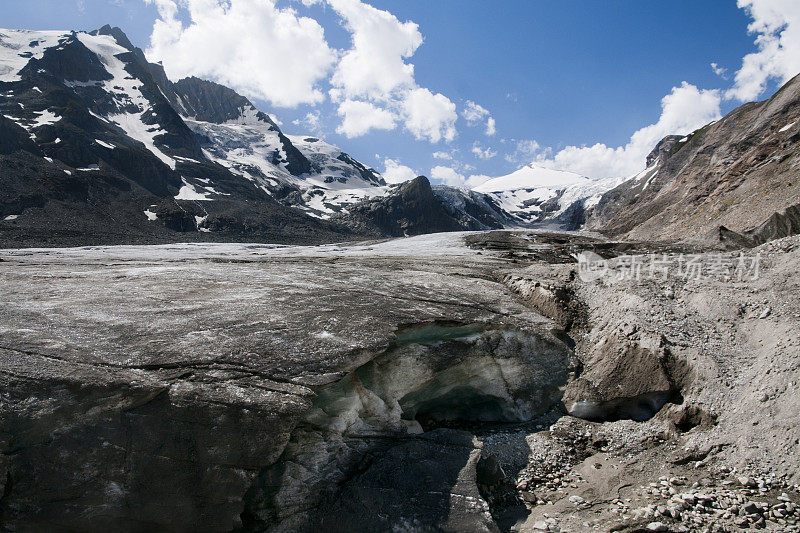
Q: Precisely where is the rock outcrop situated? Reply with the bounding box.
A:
[336,176,506,236]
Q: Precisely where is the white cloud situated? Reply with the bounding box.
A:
[144,0,336,107]
[292,110,322,133]
[402,87,457,143]
[383,158,418,184]
[336,99,396,137]
[485,117,496,136]
[727,0,800,101]
[471,142,497,160]
[430,165,490,189]
[711,62,728,79]
[323,0,457,143]
[430,166,466,187]
[462,100,495,136]
[504,139,543,165]
[534,82,722,179]
[466,174,492,188]
[328,0,421,101]
[462,100,490,123]
[432,151,452,160]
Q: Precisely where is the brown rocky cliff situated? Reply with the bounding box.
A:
[586,73,800,244]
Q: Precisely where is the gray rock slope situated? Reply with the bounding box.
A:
[586,73,800,245]
[334,176,511,237]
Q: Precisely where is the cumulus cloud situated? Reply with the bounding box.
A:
[432,151,453,160]
[430,166,466,187]
[727,0,800,101]
[471,142,497,160]
[336,100,396,137]
[382,158,418,184]
[533,82,722,179]
[402,87,457,143]
[328,0,421,101]
[430,165,490,189]
[144,0,336,107]
[324,0,456,142]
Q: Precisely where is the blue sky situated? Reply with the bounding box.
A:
[3,0,798,185]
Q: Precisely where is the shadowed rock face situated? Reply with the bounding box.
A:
[562,332,690,421]
[242,324,573,531]
[586,74,800,244]
[301,430,498,533]
[719,202,800,247]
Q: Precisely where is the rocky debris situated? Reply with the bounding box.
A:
[502,275,582,331]
[619,472,800,531]
[720,202,800,249]
[562,331,689,422]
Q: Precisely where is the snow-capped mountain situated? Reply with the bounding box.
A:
[0,23,670,247]
[0,26,389,246]
[471,163,626,228]
[158,75,389,219]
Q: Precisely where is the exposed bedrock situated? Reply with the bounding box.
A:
[241,324,575,532]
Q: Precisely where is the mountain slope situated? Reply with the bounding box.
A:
[155,74,390,218]
[0,26,386,246]
[586,74,800,244]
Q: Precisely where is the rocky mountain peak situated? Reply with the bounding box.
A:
[170,76,278,128]
[91,25,135,51]
[645,134,683,167]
